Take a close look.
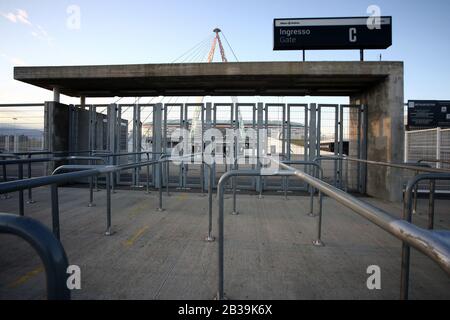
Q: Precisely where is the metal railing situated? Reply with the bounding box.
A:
[401,173,450,300]
[216,158,450,300]
[0,213,70,300]
[0,156,107,215]
[0,154,216,242]
[0,159,161,238]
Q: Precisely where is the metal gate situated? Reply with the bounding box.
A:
[82,101,367,194]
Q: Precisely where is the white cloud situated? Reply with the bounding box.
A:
[1,9,31,25]
[2,12,17,23]
[1,8,53,45]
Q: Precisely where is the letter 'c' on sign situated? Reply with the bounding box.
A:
[349,28,357,42]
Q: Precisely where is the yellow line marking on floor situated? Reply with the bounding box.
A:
[123,225,150,247]
[8,266,44,288]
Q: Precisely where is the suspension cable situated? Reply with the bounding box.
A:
[221,31,239,62]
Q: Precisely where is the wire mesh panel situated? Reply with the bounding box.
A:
[213,103,233,187]
[318,104,339,186]
[340,105,363,192]
[406,128,450,191]
[235,103,256,189]
[184,103,204,188]
[441,129,450,169]
[163,103,183,187]
[286,104,308,190]
[115,105,134,185]
[406,129,437,163]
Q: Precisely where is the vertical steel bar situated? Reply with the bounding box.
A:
[232,175,238,215]
[18,163,24,216]
[105,173,112,236]
[428,180,435,230]
[334,105,339,187]
[313,166,324,247]
[27,154,34,203]
[218,180,225,300]
[88,176,95,207]
[51,184,60,239]
[158,161,164,211]
[400,184,414,300]
[205,164,215,242]
[146,164,150,194]
[339,105,344,189]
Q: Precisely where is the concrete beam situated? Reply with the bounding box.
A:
[13,61,400,97]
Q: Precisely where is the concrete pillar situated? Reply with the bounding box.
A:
[53,87,60,103]
[350,62,404,202]
[80,96,86,109]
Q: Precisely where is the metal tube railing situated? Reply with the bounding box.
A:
[216,159,450,300]
[401,173,450,300]
[0,213,70,300]
[0,156,107,214]
[0,158,162,238]
[157,154,215,242]
[230,157,324,230]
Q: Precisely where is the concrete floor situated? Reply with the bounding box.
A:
[0,186,449,300]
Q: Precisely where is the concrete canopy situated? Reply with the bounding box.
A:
[13,61,400,98]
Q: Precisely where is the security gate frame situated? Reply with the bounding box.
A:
[317,104,340,187]
[263,103,286,190]
[286,104,309,191]
[339,104,368,193]
[82,101,367,194]
[164,103,184,188]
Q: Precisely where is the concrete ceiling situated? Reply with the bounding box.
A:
[13,61,401,97]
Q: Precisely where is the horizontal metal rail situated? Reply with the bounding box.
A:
[216,159,450,300]
[0,213,70,300]
[0,156,107,215]
[0,103,44,107]
[314,155,450,175]
[419,159,450,166]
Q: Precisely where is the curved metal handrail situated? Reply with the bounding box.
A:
[0,213,70,300]
[215,159,450,300]
[400,173,450,299]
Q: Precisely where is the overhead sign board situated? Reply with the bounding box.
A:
[273,17,392,50]
[407,100,450,128]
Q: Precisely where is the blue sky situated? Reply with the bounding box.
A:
[0,0,449,105]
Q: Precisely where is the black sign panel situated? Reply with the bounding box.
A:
[408,100,450,128]
[273,17,392,50]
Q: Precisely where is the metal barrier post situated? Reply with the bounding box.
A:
[51,184,60,239]
[428,180,436,230]
[18,163,24,216]
[158,161,164,211]
[205,164,215,242]
[27,154,35,204]
[231,176,238,215]
[146,164,150,194]
[105,173,112,236]
[88,176,95,207]
[308,184,315,217]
